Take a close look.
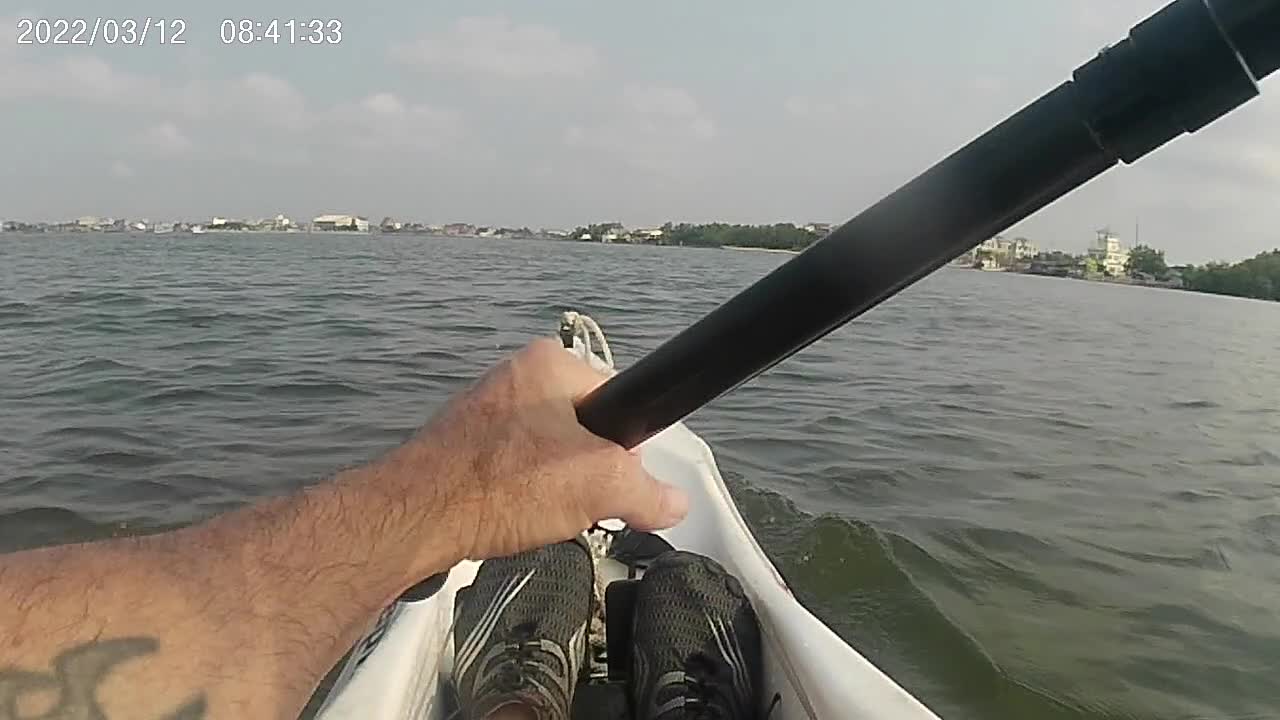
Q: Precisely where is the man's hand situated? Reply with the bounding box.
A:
[0,337,690,719]
[384,337,689,562]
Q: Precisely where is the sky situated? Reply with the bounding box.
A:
[1,0,1277,264]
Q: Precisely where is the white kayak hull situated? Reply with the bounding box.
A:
[313,341,940,720]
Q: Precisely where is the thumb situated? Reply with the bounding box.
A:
[605,467,690,531]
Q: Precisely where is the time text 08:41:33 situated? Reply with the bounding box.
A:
[219,19,342,45]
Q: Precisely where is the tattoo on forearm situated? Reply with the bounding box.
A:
[0,638,206,719]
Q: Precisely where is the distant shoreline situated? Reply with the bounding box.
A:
[721,245,801,255]
[0,231,812,250]
[949,262,1198,293]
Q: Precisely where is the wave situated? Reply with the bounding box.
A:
[38,425,161,449]
[1167,488,1224,504]
[138,386,227,404]
[34,289,144,307]
[1167,399,1222,410]
[1213,449,1280,467]
[0,506,116,553]
[258,381,376,399]
[0,300,35,319]
[725,479,1114,720]
[73,449,173,469]
[1074,538,1232,571]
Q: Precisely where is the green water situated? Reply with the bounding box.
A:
[2,233,1278,719]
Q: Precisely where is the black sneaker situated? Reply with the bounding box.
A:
[452,537,594,720]
[630,551,763,719]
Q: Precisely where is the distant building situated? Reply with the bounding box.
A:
[442,223,476,236]
[803,223,834,236]
[1087,229,1129,276]
[978,235,1011,255]
[312,214,370,232]
[1028,250,1081,277]
[1011,237,1038,260]
[976,235,1013,266]
[972,235,1038,268]
[631,228,665,243]
[208,217,248,231]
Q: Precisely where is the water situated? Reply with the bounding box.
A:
[2,233,1278,719]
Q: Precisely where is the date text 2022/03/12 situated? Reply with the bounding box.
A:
[12,18,342,46]
[15,18,188,46]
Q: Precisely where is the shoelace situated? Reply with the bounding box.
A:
[663,654,745,719]
[493,636,543,691]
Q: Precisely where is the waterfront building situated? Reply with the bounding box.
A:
[1087,229,1130,276]
[312,214,370,232]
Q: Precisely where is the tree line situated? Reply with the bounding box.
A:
[567,222,820,250]
[659,223,817,250]
[1122,244,1280,302]
[1179,250,1280,301]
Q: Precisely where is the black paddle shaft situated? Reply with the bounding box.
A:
[575,0,1280,449]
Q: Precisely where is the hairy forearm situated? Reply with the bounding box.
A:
[0,455,462,719]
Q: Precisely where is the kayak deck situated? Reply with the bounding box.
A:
[312,339,941,719]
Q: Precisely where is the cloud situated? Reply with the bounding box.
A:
[565,84,717,173]
[0,36,479,161]
[0,13,144,103]
[157,72,311,130]
[110,161,136,179]
[220,72,311,130]
[620,85,716,139]
[134,122,192,154]
[389,15,599,80]
[361,92,406,116]
[326,92,463,153]
[1,36,470,180]
[239,72,306,105]
[190,78,462,155]
[783,94,867,120]
[0,54,144,104]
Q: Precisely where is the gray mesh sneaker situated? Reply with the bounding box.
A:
[631,551,763,719]
[452,538,594,720]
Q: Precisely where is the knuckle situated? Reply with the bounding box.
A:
[600,449,632,483]
[524,337,563,360]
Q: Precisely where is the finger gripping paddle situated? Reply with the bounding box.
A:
[574,0,1280,450]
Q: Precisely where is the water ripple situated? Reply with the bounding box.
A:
[3,235,1280,720]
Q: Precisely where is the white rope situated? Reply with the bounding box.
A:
[558,311,615,675]
[560,310,614,369]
